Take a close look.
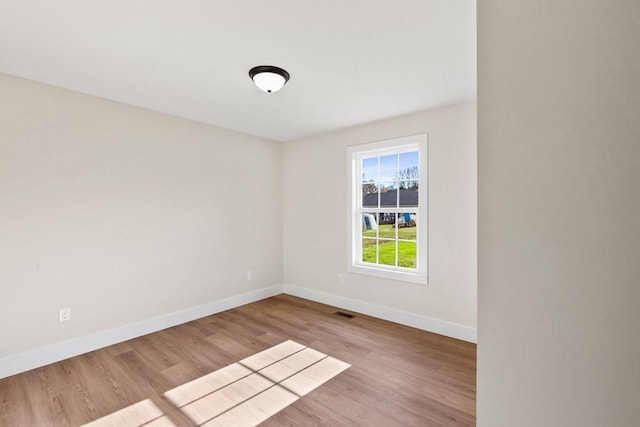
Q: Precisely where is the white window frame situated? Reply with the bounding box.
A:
[346,133,428,285]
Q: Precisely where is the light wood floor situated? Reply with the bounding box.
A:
[0,295,476,426]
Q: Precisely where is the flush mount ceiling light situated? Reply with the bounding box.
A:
[249,65,290,93]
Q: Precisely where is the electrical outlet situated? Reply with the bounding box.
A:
[247,270,253,280]
[338,273,345,285]
[59,308,71,323]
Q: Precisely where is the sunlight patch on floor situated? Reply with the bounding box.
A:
[83,340,350,427]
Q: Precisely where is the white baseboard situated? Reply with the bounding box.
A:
[1,283,475,379]
[0,285,283,380]
[283,284,477,343]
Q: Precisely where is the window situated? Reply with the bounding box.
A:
[347,134,428,284]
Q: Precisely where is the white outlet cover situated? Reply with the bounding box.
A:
[59,308,71,322]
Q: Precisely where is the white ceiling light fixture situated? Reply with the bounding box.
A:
[249,65,290,93]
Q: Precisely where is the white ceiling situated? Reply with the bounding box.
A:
[0,1,476,142]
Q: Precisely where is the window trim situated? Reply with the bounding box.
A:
[346,133,428,285]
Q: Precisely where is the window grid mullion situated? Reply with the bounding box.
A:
[396,155,400,267]
[375,156,380,265]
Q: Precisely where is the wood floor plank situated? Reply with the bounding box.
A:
[0,295,476,426]
[82,398,165,427]
[0,376,34,426]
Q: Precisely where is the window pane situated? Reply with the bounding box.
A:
[362,184,379,207]
[399,151,419,177]
[398,152,419,195]
[378,240,396,266]
[361,157,378,183]
[379,154,398,182]
[379,182,398,207]
[362,238,377,263]
[378,213,397,239]
[397,213,417,241]
[396,212,417,232]
[399,187,418,207]
[398,241,417,268]
[377,212,395,226]
[362,213,378,237]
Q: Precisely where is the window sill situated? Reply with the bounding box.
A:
[347,263,428,285]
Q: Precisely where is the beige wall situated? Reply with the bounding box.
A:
[0,73,283,359]
[283,101,477,332]
[478,1,640,426]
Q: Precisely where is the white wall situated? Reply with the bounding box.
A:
[283,101,477,339]
[0,73,283,360]
[478,1,640,426]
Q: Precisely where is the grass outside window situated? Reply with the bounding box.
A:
[361,224,417,268]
